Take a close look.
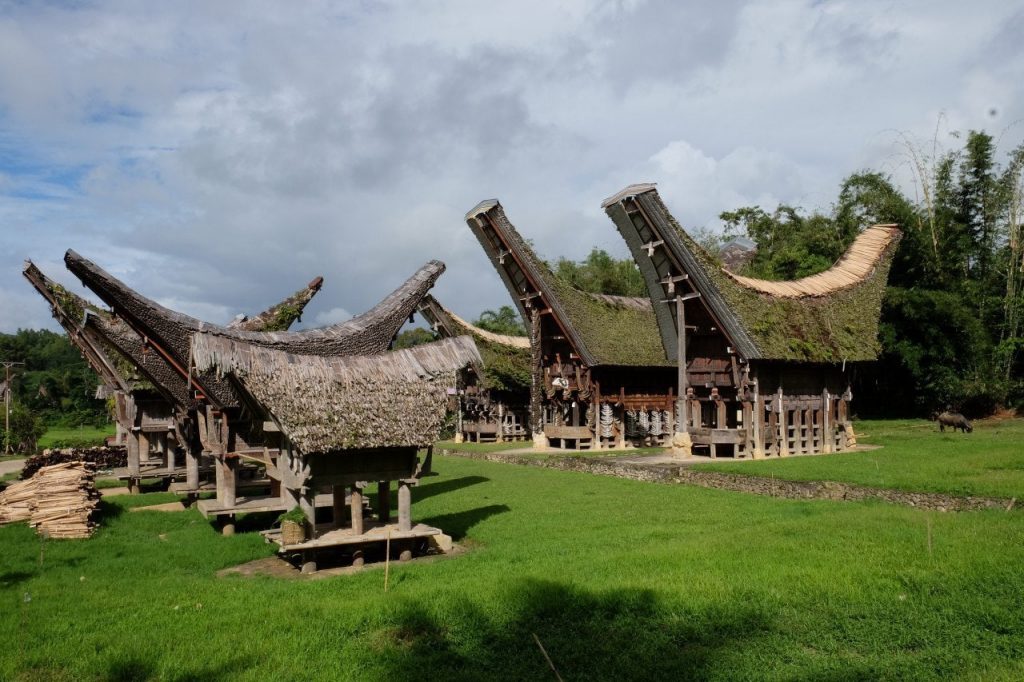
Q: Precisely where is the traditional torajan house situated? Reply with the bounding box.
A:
[192,333,480,571]
[602,183,901,457]
[416,294,531,443]
[64,250,445,530]
[465,188,900,457]
[465,200,678,451]
[23,261,323,489]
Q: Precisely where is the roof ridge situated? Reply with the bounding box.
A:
[722,225,900,298]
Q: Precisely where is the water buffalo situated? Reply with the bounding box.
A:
[934,411,973,433]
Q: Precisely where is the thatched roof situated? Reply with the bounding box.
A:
[64,250,443,406]
[417,294,532,394]
[23,261,136,396]
[417,295,529,349]
[465,201,671,368]
[227,276,323,331]
[25,261,329,409]
[192,334,481,453]
[602,184,902,363]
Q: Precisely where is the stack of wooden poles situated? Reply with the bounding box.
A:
[0,461,100,538]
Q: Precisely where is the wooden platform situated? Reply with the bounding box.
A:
[169,477,272,495]
[263,520,443,551]
[196,492,333,518]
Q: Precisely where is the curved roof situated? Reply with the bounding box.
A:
[418,295,529,349]
[603,184,902,363]
[192,334,481,453]
[465,200,671,367]
[723,225,900,298]
[65,250,444,406]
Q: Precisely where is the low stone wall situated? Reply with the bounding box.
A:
[439,449,1015,513]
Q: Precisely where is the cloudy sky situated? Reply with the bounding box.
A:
[1,0,1022,334]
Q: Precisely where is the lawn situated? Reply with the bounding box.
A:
[38,425,115,450]
[1,455,1022,680]
[436,439,666,459]
[693,418,1024,499]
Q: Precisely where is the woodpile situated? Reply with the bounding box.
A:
[21,446,127,479]
[0,462,100,539]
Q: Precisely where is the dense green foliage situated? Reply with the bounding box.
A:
[1,402,46,454]
[473,306,525,336]
[719,131,1024,415]
[393,326,440,349]
[0,329,107,428]
[553,248,647,297]
[697,417,1024,499]
[1,448,1023,679]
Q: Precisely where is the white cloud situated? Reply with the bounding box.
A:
[1,0,1023,332]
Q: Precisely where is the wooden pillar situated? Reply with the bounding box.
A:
[162,433,174,470]
[398,480,412,532]
[299,488,316,540]
[675,296,688,436]
[332,485,347,528]
[377,480,391,523]
[529,307,544,447]
[496,403,504,443]
[127,431,141,478]
[775,389,788,457]
[751,378,764,458]
[301,551,317,574]
[138,431,150,463]
[186,449,201,490]
[350,483,364,535]
[791,407,802,456]
[216,456,236,507]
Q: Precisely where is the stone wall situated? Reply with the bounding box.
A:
[439,449,1015,513]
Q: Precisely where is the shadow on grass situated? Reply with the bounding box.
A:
[93,499,125,524]
[370,578,771,680]
[415,475,490,502]
[106,654,252,682]
[0,570,35,587]
[418,504,510,540]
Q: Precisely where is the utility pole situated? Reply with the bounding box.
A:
[2,361,25,454]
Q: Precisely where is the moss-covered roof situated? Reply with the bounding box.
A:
[465,201,671,368]
[417,295,533,393]
[604,186,901,363]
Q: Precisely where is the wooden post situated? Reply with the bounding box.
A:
[163,433,175,470]
[350,483,364,535]
[777,389,789,457]
[332,484,347,528]
[299,488,316,540]
[216,456,236,507]
[675,295,688,437]
[138,430,150,463]
[751,376,764,458]
[496,403,504,443]
[186,449,201,490]
[127,431,141,477]
[377,480,391,522]
[398,480,412,532]
[529,307,545,448]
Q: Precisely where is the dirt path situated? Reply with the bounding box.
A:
[439,449,1015,513]
[0,459,25,477]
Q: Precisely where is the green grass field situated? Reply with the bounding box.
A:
[1,454,1022,680]
[37,425,115,450]
[694,418,1024,499]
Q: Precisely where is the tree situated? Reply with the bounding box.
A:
[392,327,439,349]
[474,306,526,336]
[2,402,46,454]
[554,248,646,297]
